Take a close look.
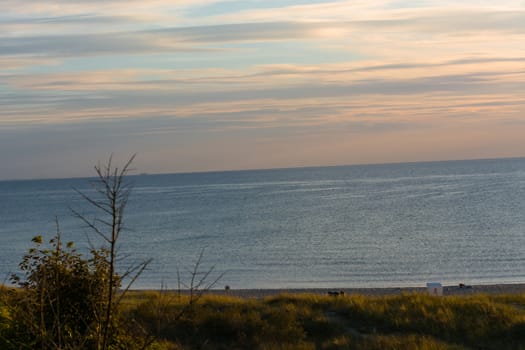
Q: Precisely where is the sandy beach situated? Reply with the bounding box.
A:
[200,283,525,298]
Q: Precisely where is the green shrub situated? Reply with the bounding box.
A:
[8,235,114,349]
[0,297,12,349]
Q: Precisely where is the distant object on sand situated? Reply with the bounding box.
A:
[427,282,443,296]
[327,290,345,297]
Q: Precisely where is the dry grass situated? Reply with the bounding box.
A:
[117,291,525,349]
[3,286,525,349]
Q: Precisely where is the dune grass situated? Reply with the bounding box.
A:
[2,285,525,349]
[113,291,525,349]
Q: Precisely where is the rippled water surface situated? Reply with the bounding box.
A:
[2,158,525,289]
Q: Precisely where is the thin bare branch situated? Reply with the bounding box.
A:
[115,258,152,307]
[70,208,110,243]
[72,188,113,216]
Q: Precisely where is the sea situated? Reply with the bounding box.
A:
[1,157,525,290]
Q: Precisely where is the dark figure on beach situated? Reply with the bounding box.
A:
[328,290,345,297]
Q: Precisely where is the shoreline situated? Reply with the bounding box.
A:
[132,283,525,298]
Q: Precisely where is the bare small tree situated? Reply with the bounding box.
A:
[8,155,223,349]
[72,155,151,349]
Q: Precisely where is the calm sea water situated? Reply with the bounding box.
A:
[1,158,525,289]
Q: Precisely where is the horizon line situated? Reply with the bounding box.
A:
[3,155,525,183]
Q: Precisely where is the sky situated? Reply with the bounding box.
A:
[1,0,524,180]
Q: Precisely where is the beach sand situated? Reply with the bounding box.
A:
[200,283,525,298]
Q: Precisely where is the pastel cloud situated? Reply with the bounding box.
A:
[4,59,523,131]
[1,0,524,179]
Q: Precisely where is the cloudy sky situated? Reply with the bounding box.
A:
[1,0,524,179]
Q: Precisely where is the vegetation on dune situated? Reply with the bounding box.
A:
[0,156,220,349]
[7,234,116,349]
[5,289,516,349]
[0,156,154,349]
[5,278,525,349]
[66,292,525,349]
